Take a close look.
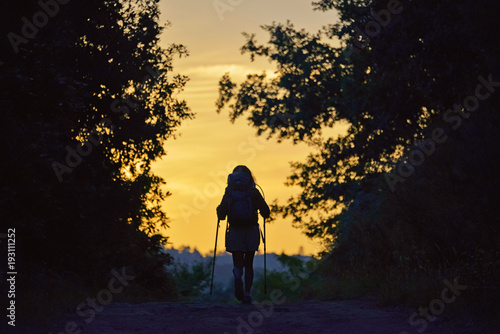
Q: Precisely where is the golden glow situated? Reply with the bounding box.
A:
[153,0,339,256]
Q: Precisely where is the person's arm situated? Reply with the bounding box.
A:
[216,188,229,220]
[253,188,270,219]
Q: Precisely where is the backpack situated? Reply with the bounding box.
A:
[227,172,256,226]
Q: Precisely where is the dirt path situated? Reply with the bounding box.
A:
[41,299,489,334]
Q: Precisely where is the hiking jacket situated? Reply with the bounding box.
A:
[217,187,270,226]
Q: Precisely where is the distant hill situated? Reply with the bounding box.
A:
[163,247,311,287]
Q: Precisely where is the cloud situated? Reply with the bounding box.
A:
[183,63,276,80]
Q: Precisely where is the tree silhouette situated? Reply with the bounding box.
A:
[1,0,192,322]
[216,0,500,311]
[216,0,500,240]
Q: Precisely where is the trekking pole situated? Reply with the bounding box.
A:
[256,184,267,295]
[210,219,220,295]
[264,217,267,294]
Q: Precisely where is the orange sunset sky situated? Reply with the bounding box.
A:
[152,0,341,256]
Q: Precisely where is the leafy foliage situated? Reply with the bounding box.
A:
[217,0,500,238]
[216,0,500,316]
[171,260,212,299]
[252,254,322,302]
[0,0,192,323]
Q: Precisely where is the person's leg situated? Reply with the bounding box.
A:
[232,251,244,301]
[243,251,255,303]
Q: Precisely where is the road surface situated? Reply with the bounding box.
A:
[41,299,492,334]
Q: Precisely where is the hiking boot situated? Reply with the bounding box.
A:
[243,292,252,304]
[234,278,244,301]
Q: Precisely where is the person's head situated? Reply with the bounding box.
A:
[232,165,256,183]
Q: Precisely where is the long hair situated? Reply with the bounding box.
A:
[232,165,256,184]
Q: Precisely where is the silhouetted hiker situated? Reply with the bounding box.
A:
[217,165,270,304]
